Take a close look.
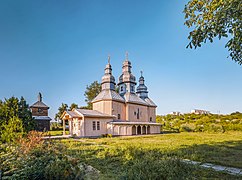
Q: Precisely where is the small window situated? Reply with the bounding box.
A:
[92,121,96,130]
[131,86,134,92]
[38,108,43,113]
[150,117,152,122]
[97,121,100,130]
[121,86,123,91]
[137,108,140,119]
[134,112,136,115]
[118,114,121,119]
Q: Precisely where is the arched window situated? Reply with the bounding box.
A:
[121,86,123,91]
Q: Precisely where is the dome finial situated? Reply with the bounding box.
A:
[125,51,129,60]
[108,54,111,64]
[140,70,143,77]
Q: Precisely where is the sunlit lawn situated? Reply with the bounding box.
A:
[58,131,242,179]
[44,130,69,136]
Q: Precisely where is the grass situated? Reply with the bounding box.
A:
[57,131,242,179]
[44,130,69,136]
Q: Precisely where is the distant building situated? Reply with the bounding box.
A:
[30,93,51,131]
[169,112,181,116]
[191,109,210,115]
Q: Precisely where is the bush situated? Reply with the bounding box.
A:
[0,131,99,179]
[180,124,196,132]
[206,124,225,133]
[101,134,113,138]
[50,122,63,131]
[1,116,24,143]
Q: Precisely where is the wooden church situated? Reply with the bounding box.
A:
[30,93,51,131]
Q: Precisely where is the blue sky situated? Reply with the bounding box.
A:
[0,0,241,119]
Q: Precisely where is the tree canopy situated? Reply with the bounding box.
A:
[0,97,35,142]
[55,103,68,121]
[184,0,242,64]
[84,81,101,109]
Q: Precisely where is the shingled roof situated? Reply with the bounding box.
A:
[30,92,49,108]
[92,89,125,103]
[75,109,115,118]
[123,92,148,106]
[30,101,49,108]
[61,109,116,120]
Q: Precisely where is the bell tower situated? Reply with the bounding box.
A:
[136,71,148,99]
[101,55,116,90]
[118,52,137,96]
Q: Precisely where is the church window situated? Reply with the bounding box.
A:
[38,108,43,113]
[118,114,121,119]
[134,112,136,115]
[97,121,100,130]
[137,108,140,119]
[150,117,152,122]
[121,86,123,91]
[131,86,134,92]
[92,121,96,130]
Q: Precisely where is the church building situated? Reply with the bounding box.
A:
[61,54,161,137]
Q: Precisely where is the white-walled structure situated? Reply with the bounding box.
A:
[61,54,162,137]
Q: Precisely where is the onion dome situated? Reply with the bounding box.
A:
[136,71,148,99]
[101,55,116,90]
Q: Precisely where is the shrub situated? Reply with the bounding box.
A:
[1,116,24,143]
[0,131,99,179]
[206,124,225,133]
[101,134,113,138]
[50,122,63,131]
[180,124,196,132]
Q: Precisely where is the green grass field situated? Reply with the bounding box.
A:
[44,130,69,136]
[58,131,242,179]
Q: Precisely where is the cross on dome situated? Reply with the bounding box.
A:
[125,51,129,60]
[108,54,111,64]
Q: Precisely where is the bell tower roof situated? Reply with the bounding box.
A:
[118,52,137,95]
[30,92,49,108]
[136,71,148,99]
[101,55,116,91]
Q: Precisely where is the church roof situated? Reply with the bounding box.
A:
[123,92,148,105]
[75,109,115,118]
[33,116,52,121]
[92,90,125,103]
[30,101,49,108]
[144,97,157,107]
[61,109,115,120]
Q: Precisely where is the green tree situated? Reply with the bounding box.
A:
[1,116,24,143]
[184,0,242,64]
[0,96,34,142]
[55,103,68,121]
[84,81,101,109]
[68,103,78,111]
[18,97,36,132]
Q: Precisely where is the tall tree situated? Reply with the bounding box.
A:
[84,81,101,109]
[0,96,35,142]
[55,103,68,121]
[184,0,242,64]
[18,97,36,132]
[68,103,78,111]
